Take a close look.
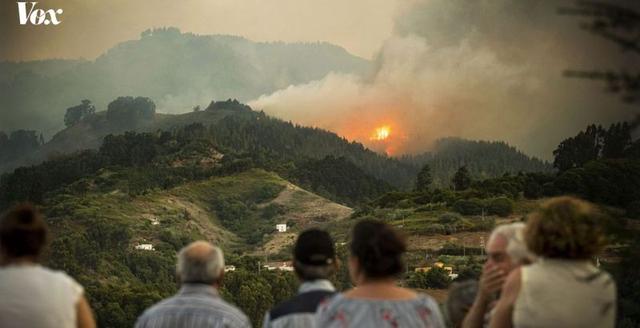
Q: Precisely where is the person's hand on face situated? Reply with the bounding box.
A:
[478,264,506,300]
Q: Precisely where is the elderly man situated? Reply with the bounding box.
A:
[461,223,533,328]
[135,241,250,328]
[263,229,337,328]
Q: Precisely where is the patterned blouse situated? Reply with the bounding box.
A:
[315,293,445,328]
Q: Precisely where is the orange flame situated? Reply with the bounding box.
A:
[371,126,391,141]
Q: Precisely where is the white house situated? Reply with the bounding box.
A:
[224,265,236,272]
[276,223,287,233]
[264,261,294,272]
[135,244,155,251]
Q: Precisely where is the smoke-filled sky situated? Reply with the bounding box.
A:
[250,0,639,158]
[0,0,398,61]
[2,0,638,159]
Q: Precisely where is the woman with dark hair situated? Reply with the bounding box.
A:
[490,196,616,328]
[0,203,96,328]
[315,219,444,327]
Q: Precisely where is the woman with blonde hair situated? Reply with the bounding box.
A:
[490,196,616,328]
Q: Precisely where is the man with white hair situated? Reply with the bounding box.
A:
[461,222,533,328]
[135,241,250,328]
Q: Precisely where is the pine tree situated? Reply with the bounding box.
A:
[415,164,433,192]
[452,166,472,191]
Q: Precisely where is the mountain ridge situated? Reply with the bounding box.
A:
[0,27,370,137]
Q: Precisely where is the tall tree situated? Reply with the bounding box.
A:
[553,122,634,171]
[64,99,95,127]
[553,124,605,171]
[106,96,156,127]
[415,164,433,192]
[452,166,472,191]
[603,122,632,158]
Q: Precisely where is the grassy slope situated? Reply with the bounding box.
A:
[40,168,354,326]
[47,168,352,258]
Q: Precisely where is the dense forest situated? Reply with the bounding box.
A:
[401,138,553,186]
[0,97,553,193]
[0,129,43,164]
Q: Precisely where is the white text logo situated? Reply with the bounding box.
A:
[17,2,63,25]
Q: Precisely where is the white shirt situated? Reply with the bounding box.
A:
[0,264,84,328]
[514,258,616,328]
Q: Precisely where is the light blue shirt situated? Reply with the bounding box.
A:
[135,284,251,328]
[315,292,445,328]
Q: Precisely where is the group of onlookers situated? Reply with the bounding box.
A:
[449,196,616,328]
[0,196,616,327]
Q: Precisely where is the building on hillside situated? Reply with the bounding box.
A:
[276,223,288,233]
[224,265,236,272]
[414,262,458,280]
[263,261,294,272]
[135,244,155,251]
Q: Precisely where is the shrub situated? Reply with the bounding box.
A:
[439,212,461,224]
[487,197,514,217]
[406,267,451,289]
[453,198,483,215]
[424,223,446,234]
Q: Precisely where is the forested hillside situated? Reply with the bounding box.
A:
[401,138,553,186]
[0,124,356,326]
[1,97,556,194]
[0,27,369,137]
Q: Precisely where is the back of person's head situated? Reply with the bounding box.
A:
[446,280,479,328]
[350,219,406,279]
[0,203,48,261]
[176,241,225,285]
[490,222,535,265]
[293,229,336,280]
[525,196,605,260]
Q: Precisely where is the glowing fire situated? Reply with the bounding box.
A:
[371,126,391,141]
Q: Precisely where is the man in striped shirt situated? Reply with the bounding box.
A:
[263,229,338,328]
[135,241,250,328]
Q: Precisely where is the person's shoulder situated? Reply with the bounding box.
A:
[135,296,180,326]
[35,266,85,296]
[316,292,345,313]
[269,290,336,321]
[216,297,251,326]
[404,292,437,310]
[596,269,616,295]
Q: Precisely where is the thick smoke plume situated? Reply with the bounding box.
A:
[250,0,639,159]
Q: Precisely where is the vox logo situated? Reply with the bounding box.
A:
[17,2,63,25]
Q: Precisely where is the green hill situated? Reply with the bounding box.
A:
[42,168,350,327]
[1,99,553,195]
[0,99,417,191]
